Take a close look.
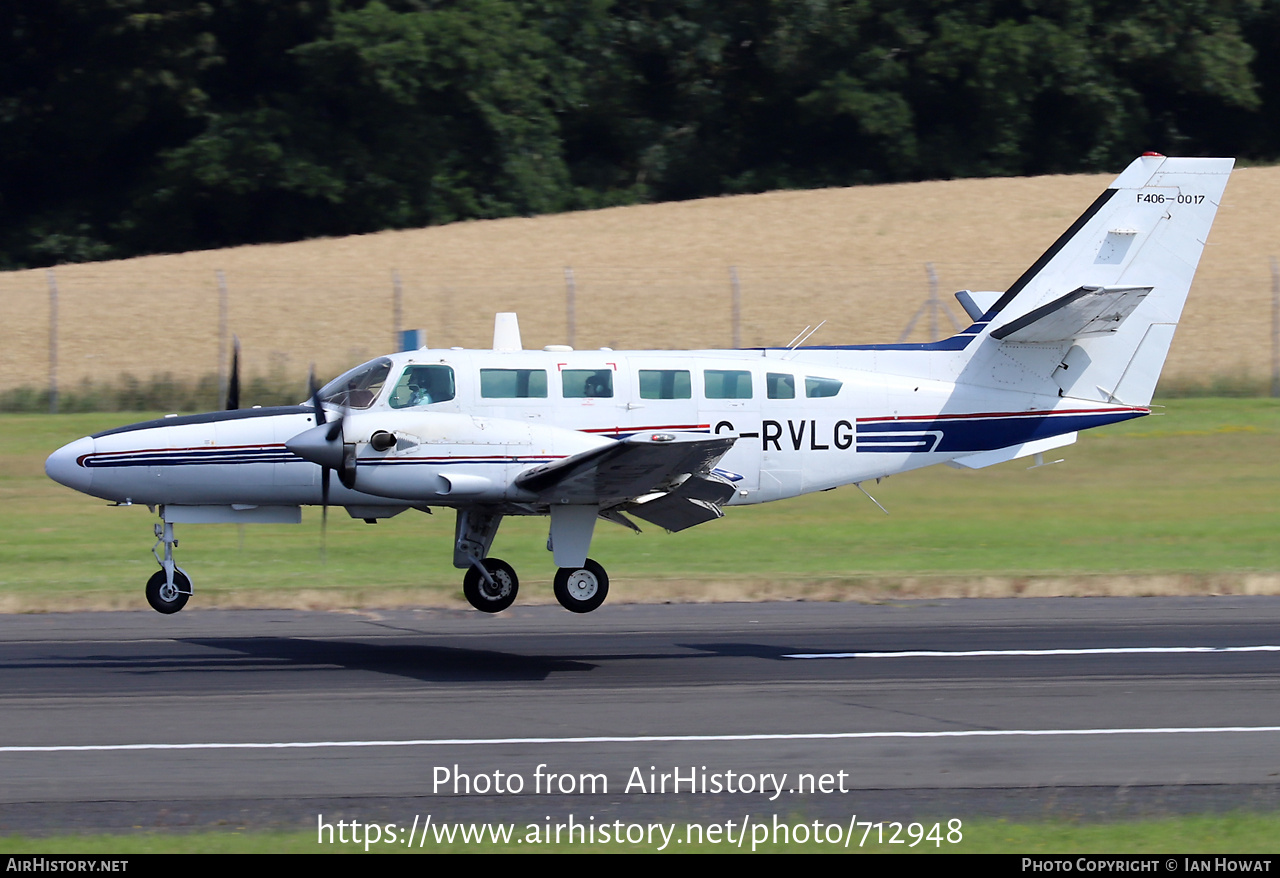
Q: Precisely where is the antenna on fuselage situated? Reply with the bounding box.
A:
[493,313,523,351]
[854,481,889,515]
[785,320,826,351]
[784,326,811,349]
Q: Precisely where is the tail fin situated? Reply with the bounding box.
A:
[983,154,1233,406]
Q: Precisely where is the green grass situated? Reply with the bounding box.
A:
[2,813,1278,853]
[4,398,1279,610]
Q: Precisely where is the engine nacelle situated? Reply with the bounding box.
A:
[317,411,611,503]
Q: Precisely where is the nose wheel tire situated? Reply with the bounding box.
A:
[553,559,609,614]
[463,558,519,613]
[146,569,191,614]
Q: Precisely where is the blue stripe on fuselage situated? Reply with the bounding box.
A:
[855,408,1144,453]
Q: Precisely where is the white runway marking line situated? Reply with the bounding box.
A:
[7,726,1280,753]
[784,645,1280,659]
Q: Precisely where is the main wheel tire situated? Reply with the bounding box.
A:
[553,559,609,614]
[146,568,191,615]
[463,558,519,613]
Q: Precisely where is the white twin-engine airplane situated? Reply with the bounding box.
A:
[46,154,1232,615]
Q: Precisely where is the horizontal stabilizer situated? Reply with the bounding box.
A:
[991,286,1152,343]
[946,433,1077,470]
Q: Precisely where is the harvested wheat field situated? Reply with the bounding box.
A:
[3,161,1278,391]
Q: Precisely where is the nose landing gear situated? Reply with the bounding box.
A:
[147,519,192,614]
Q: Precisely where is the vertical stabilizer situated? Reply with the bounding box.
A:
[985,155,1232,405]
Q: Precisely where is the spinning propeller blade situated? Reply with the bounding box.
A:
[225,336,241,411]
[305,364,333,559]
[308,365,326,425]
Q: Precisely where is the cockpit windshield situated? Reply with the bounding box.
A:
[317,358,392,409]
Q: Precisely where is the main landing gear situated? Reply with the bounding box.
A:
[454,507,611,615]
[462,558,518,613]
[553,560,609,614]
[147,519,192,614]
[460,557,610,614]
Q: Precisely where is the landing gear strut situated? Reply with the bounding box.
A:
[147,519,192,614]
[454,508,520,613]
[553,559,609,613]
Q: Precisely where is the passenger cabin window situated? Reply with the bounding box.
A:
[388,365,456,408]
[639,369,691,400]
[766,372,795,399]
[562,369,613,398]
[704,369,752,400]
[318,357,391,409]
[481,368,548,399]
[805,376,843,398]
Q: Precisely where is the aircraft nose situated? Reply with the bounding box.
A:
[45,436,95,494]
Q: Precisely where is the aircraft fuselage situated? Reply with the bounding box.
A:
[48,345,1144,514]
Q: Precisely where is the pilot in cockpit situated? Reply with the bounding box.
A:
[407,380,432,406]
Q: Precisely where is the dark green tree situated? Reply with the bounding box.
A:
[0,0,220,267]
[132,0,570,251]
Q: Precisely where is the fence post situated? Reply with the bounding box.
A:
[392,269,404,352]
[564,266,577,348]
[216,269,229,406]
[898,262,960,342]
[47,269,58,414]
[730,266,742,349]
[1271,256,1279,398]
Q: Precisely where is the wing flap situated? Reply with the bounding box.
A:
[623,470,738,531]
[628,494,725,532]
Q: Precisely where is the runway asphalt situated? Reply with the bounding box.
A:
[3,597,1280,836]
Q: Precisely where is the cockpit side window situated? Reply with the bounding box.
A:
[767,372,795,399]
[805,376,843,398]
[389,365,456,408]
[318,358,392,409]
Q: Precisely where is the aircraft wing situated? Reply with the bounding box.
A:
[515,431,737,513]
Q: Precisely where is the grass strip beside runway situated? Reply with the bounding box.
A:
[4,398,1278,611]
[2,812,1280,853]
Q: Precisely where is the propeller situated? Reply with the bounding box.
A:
[286,366,354,558]
[289,366,337,556]
[311,367,331,549]
[224,336,241,410]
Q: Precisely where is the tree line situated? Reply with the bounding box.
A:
[3,0,1276,269]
